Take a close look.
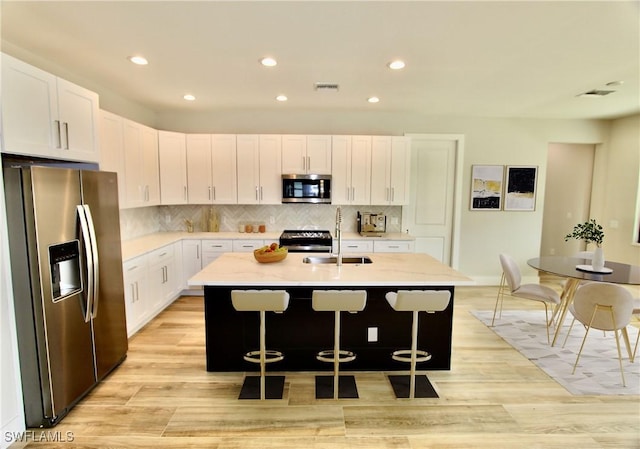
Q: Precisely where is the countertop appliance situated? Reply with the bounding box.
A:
[357,211,387,237]
[3,163,128,427]
[282,174,331,204]
[279,229,333,252]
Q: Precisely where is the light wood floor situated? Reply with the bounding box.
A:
[13,285,640,448]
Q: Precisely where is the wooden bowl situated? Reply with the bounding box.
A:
[253,247,288,263]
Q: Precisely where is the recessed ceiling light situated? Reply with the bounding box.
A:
[605,80,624,87]
[276,95,288,102]
[260,57,277,67]
[388,60,405,70]
[183,94,196,101]
[368,97,380,103]
[577,90,615,98]
[128,55,148,65]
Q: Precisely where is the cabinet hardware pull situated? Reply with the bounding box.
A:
[391,187,395,202]
[63,122,69,149]
[128,265,138,271]
[134,281,139,302]
[54,120,62,148]
[208,186,212,200]
[255,186,259,201]
[196,246,200,259]
[260,186,263,201]
[213,186,216,200]
[184,186,187,200]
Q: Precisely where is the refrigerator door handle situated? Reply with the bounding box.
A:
[77,205,94,323]
[83,205,100,319]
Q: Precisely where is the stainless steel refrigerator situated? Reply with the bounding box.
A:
[3,163,128,427]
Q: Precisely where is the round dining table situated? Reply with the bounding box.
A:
[528,256,640,345]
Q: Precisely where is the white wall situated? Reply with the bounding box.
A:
[590,114,640,266]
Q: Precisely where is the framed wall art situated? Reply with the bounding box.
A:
[504,165,538,211]
[470,165,503,210]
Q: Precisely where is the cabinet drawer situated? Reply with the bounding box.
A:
[339,240,374,253]
[147,244,174,266]
[233,240,265,252]
[123,256,147,276]
[201,240,233,252]
[373,240,415,253]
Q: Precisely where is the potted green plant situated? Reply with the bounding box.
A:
[564,219,605,270]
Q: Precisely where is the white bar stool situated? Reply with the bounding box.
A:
[231,289,290,400]
[312,290,367,399]
[385,289,451,399]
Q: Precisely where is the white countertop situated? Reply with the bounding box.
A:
[120,231,414,261]
[188,252,473,287]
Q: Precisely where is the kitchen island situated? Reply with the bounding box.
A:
[189,252,473,372]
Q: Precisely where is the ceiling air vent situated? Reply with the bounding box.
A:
[578,89,616,97]
[314,82,339,92]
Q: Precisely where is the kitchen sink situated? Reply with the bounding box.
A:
[302,256,373,264]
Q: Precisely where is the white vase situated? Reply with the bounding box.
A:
[592,247,605,271]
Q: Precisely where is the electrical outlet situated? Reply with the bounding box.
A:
[269,216,275,224]
[391,217,399,225]
[165,214,171,224]
[367,327,378,342]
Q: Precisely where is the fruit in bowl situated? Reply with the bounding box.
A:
[254,242,288,263]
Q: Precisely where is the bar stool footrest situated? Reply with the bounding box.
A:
[315,375,359,399]
[391,349,431,364]
[238,375,285,400]
[388,374,439,399]
[317,349,356,364]
[243,350,284,364]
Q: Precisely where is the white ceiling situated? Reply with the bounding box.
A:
[2,1,639,120]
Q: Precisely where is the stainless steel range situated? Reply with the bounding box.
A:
[279,229,333,253]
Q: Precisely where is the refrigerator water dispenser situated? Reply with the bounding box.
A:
[49,240,82,301]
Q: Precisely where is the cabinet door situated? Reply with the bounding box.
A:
[211,134,237,204]
[123,120,144,208]
[182,240,202,287]
[122,257,148,337]
[99,111,126,205]
[370,136,392,205]
[306,135,332,174]
[373,240,415,253]
[331,136,350,205]
[141,126,160,205]
[1,53,58,158]
[390,137,411,205]
[186,134,213,204]
[258,135,282,204]
[281,135,307,174]
[159,131,188,204]
[56,78,99,162]
[350,136,372,205]
[236,135,260,204]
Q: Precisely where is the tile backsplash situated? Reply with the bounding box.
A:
[120,204,402,240]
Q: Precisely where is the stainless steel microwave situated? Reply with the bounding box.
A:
[282,174,331,204]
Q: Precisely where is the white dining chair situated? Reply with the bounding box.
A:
[562,282,634,386]
[492,254,562,343]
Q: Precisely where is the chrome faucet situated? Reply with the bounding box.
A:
[335,206,342,266]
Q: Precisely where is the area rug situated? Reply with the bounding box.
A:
[471,310,640,395]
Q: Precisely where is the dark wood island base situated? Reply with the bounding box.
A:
[204,285,455,372]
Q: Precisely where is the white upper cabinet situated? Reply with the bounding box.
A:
[186,134,213,204]
[122,119,160,208]
[370,136,411,205]
[186,134,237,204]
[99,111,126,205]
[159,130,188,205]
[211,134,237,204]
[332,135,372,205]
[237,135,282,204]
[1,53,99,162]
[282,135,331,174]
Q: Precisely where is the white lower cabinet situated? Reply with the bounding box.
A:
[122,256,150,337]
[182,240,202,289]
[338,239,374,253]
[202,240,233,266]
[232,239,265,252]
[122,242,182,337]
[373,240,415,253]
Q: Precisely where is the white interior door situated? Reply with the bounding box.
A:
[402,134,463,267]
